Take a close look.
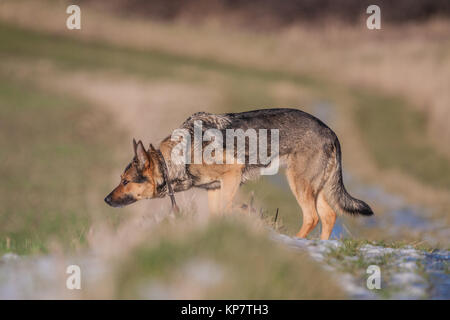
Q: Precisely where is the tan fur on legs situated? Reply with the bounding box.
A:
[219,169,242,213]
[317,192,337,240]
[208,188,221,215]
[285,167,319,238]
[295,192,319,238]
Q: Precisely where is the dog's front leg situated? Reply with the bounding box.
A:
[208,188,221,215]
[219,169,242,213]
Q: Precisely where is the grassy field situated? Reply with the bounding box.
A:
[1,20,449,244]
[0,5,449,298]
[0,73,124,254]
[0,21,345,297]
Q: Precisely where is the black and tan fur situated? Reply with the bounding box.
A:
[105,108,373,240]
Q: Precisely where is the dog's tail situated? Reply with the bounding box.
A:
[323,138,373,217]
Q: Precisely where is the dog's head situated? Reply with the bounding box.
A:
[104,139,163,208]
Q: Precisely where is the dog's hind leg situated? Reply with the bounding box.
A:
[285,166,319,238]
[316,191,337,240]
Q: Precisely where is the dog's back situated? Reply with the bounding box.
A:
[183,108,335,155]
[224,108,336,155]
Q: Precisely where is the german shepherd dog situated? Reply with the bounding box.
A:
[105,108,373,240]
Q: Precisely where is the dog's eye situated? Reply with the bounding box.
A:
[122,180,129,186]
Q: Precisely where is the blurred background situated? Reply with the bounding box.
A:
[0,0,449,299]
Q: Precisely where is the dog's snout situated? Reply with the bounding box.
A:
[104,194,113,206]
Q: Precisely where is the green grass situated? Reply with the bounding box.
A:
[241,175,306,236]
[115,216,344,299]
[0,75,121,255]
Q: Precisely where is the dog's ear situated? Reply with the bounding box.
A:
[132,138,138,157]
[136,140,149,168]
[149,143,157,154]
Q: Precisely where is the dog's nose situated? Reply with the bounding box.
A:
[104,195,112,206]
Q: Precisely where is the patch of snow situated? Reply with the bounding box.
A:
[271,233,449,299]
[0,253,20,262]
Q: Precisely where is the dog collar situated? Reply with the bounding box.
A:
[155,149,180,213]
